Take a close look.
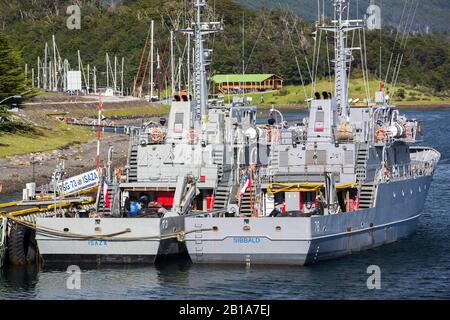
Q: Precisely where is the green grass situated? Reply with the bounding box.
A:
[68,105,170,118]
[0,103,170,158]
[223,79,450,108]
[0,121,95,158]
[103,105,170,118]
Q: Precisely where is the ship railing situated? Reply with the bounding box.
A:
[372,160,436,184]
[258,164,352,184]
[129,127,141,146]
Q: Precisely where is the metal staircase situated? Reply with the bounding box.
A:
[213,176,231,211]
[128,145,138,182]
[356,144,369,182]
[97,183,117,216]
[213,148,225,181]
[358,183,377,209]
[269,149,279,172]
[239,184,257,216]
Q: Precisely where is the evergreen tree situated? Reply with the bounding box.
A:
[0,31,28,102]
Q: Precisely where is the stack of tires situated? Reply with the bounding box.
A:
[7,222,38,266]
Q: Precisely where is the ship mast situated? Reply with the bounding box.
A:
[180,0,223,126]
[321,0,364,123]
[334,0,349,120]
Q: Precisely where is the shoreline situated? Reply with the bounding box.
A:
[0,134,129,199]
[1,101,448,199]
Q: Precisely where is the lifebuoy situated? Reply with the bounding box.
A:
[149,128,164,142]
[185,129,198,142]
[375,128,385,141]
[406,127,412,138]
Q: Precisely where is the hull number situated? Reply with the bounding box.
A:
[233,237,261,244]
[88,240,107,246]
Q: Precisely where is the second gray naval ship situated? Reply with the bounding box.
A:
[183,0,441,265]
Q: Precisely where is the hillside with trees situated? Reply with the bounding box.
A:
[0,0,449,97]
[239,0,450,33]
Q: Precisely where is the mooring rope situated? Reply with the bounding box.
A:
[4,214,214,243]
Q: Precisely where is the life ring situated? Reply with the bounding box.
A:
[185,129,198,142]
[375,128,385,141]
[149,128,164,142]
[405,127,412,138]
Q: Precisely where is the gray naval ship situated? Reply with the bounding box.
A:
[35,0,254,264]
[183,0,441,265]
[35,0,440,265]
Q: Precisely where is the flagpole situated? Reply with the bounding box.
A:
[96,94,103,172]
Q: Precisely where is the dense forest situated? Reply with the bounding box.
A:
[240,0,450,33]
[0,0,449,96]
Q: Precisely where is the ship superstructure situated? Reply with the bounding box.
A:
[33,0,440,266]
[34,0,256,264]
[183,0,440,265]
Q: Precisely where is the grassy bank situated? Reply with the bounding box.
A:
[0,120,95,158]
[224,79,450,108]
[0,100,171,158]
[81,105,169,118]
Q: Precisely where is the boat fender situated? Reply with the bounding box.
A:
[7,222,37,265]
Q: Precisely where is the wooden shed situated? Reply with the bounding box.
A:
[212,74,283,93]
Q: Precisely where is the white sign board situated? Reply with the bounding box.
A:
[58,170,99,195]
[67,71,82,91]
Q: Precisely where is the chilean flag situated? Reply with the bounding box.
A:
[240,174,251,197]
[102,176,110,208]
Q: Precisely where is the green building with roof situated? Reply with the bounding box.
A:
[211,74,283,93]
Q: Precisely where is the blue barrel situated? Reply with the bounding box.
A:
[129,202,140,216]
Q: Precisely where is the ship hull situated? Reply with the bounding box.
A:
[36,215,186,265]
[185,176,432,265]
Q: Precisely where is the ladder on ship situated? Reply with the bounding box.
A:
[239,183,257,216]
[213,148,225,181]
[213,169,232,211]
[128,145,138,182]
[212,147,233,211]
[97,182,119,216]
[356,144,369,182]
[358,182,377,209]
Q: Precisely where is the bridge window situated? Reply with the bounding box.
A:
[174,113,184,133]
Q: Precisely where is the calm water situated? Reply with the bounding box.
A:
[1,109,449,300]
